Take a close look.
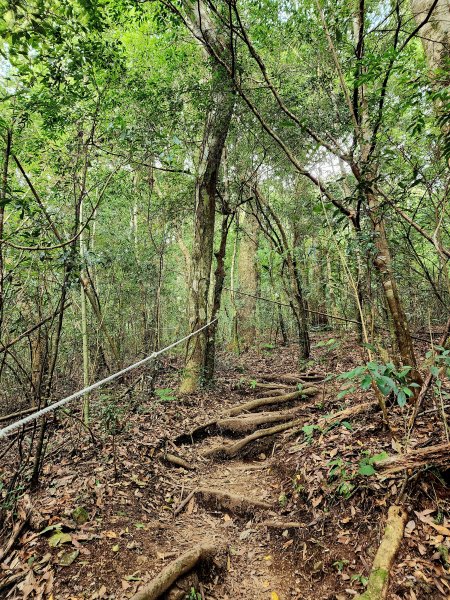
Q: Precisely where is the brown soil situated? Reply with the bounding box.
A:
[1,332,450,599]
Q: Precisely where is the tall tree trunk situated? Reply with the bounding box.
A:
[367,189,420,379]
[230,217,240,353]
[237,211,259,351]
[204,213,232,382]
[0,130,12,342]
[353,1,421,383]
[179,86,234,393]
[179,0,235,393]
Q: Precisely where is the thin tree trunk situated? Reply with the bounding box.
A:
[230,217,240,353]
[253,187,310,359]
[0,130,11,343]
[237,210,259,350]
[354,2,421,383]
[365,186,421,382]
[80,197,90,424]
[204,212,232,382]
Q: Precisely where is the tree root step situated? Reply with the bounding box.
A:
[225,387,318,417]
[259,373,324,384]
[257,388,296,398]
[130,541,220,600]
[173,388,317,447]
[217,410,299,433]
[174,420,218,446]
[195,487,272,513]
[202,417,304,459]
[252,382,295,390]
[261,520,304,529]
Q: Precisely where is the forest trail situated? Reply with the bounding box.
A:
[2,334,450,599]
[114,345,322,600]
[1,0,449,595]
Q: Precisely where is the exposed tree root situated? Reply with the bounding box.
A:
[159,452,194,470]
[173,488,272,516]
[225,387,318,417]
[261,520,303,529]
[377,441,450,475]
[196,487,272,513]
[217,410,299,433]
[0,495,31,562]
[355,505,407,600]
[259,373,323,384]
[130,542,219,600]
[203,418,304,459]
[174,420,217,446]
[166,572,199,600]
[258,388,294,397]
[299,373,324,381]
[173,389,317,447]
[317,400,378,428]
[253,382,294,391]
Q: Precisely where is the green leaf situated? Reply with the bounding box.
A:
[360,374,372,390]
[72,506,89,525]
[397,390,407,407]
[338,366,365,380]
[59,549,79,566]
[49,531,72,547]
[369,451,388,463]
[358,463,376,476]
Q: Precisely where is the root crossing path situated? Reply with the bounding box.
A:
[130,373,321,600]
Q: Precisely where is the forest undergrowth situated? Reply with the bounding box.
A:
[1,331,450,600]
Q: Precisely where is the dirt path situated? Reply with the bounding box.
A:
[3,338,450,599]
[129,375,317,599]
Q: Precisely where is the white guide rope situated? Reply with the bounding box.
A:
[0,319,217,439]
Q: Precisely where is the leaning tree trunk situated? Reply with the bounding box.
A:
[355,9,421,383]
[237,210,259,351]
[366,188,421,384]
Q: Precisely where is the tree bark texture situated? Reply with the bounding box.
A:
[237,210,259,350]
